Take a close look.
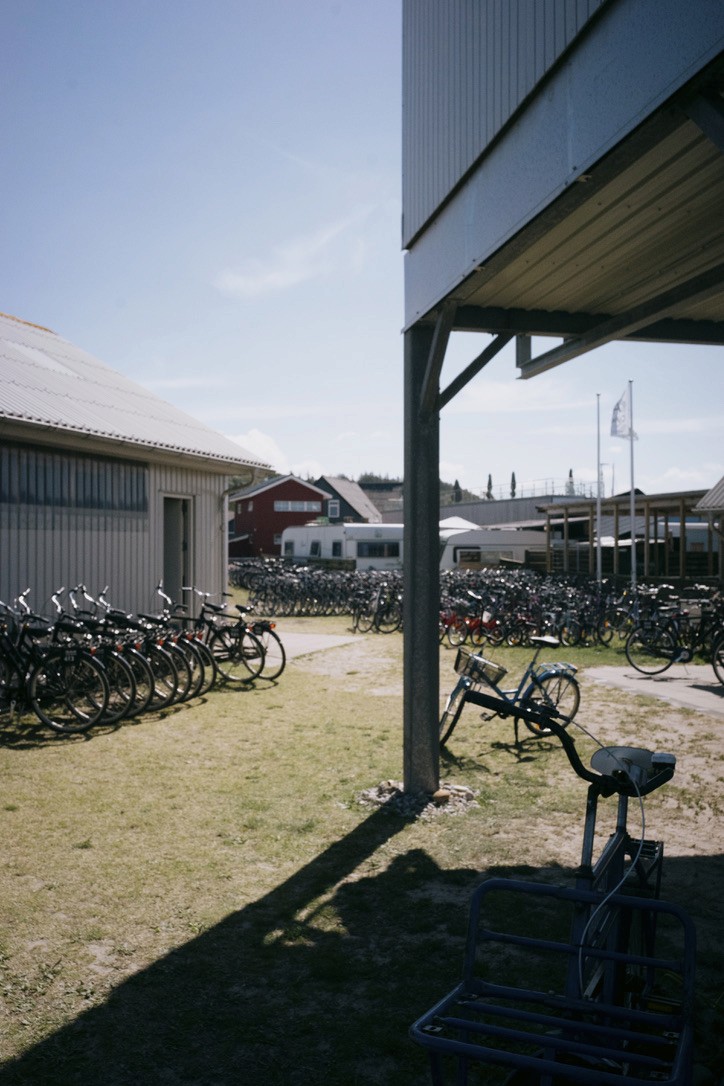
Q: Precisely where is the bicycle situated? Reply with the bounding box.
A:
[439,635,580,746]
[411,704,695,1084]
[231,602,286,681]
[180,587,266,683]
[0,595,110,734]
[625,599,724,677]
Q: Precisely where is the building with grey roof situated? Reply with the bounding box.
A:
[0,311,271,614]
[313,475,381,524]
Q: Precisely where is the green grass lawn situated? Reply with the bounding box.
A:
[1,617,721,1084]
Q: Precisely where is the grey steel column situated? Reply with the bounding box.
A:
[403,325,440,794]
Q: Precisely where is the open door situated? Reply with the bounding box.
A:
[163,497,190,608]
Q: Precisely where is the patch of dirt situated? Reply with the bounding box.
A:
[356,779,478,819]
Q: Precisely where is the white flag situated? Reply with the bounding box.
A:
[611,387,636,439]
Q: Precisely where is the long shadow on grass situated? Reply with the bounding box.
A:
[3,808,722,1085]
[0,804,480,1086]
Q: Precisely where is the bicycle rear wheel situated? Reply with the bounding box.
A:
[520,671,580,736]
[625,626,676,675]
[189,637,218,694]
[145,643,180,710]
[446,617,468,647]
[99,650,137,724]
[254,626,286,681]
[210,625,265,682]
[29,649,110,734]
[122,646,155,716]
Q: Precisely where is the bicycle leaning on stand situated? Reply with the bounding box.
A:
[439,635,580,746]
[411,699,696,1085]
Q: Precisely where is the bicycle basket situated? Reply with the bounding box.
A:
[454,649,507,685]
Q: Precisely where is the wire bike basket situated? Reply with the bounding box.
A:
[454,648,507,686]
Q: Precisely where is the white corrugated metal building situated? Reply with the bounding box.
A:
[0,311,271,615]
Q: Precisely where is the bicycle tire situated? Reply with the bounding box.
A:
[254,626,286,681]
[712,632,724,686]
[375,599,402,634]
[189,637,218,694]
[99,650,137,724]
[122,646,155,716]
[145,643,180,710]
[485,622,506,647]
[625,626,676,675]
[161,641,193,702]
[446,617,468,648]
[29,648,110,734]
[520,671,580,736]
[173,638,206,701]
[209,625,265,682]
[560,621,582,647]
[439,681,468,746]
[355,607,375,634]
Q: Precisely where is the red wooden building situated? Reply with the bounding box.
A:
[228,475,332,558]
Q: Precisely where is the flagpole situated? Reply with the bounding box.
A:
[629,380,636,590]
[596,394,602,583]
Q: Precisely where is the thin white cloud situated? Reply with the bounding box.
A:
[289,457,325,480]
[143,375,225,390]
[635,416,723,436]
[214,208,375,298]
[227,429,288,473]
[208,403,322,423]
[445,377,590,416]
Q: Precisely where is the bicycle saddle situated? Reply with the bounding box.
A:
[591,746,676,788]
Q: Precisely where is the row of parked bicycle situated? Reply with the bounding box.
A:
[233,557,724,681]
[0,584,286,736]
[438,577,724,683]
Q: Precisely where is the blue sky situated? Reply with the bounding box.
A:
[2,1,722,500]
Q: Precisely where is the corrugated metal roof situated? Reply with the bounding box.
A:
[0,313,271,472]
[696,475,724,511]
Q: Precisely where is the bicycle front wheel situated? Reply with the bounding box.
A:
[521,671,580,736]
[29,650,110,734]
[625,627,676,675]
[711,632,724,686]
[375,599,402,633]
[210,626,265,682]
[439,680,468,746]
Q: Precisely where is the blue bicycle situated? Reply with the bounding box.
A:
[439,635,579,746]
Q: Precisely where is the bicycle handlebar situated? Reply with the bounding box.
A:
[465,689,675,798]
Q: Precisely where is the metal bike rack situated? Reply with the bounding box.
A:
[411,878,695,1085]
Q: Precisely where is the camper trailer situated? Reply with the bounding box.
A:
[281,521,547,571]
[438,528,547,569]
[281,523,404,571]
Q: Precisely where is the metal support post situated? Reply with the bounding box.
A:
[403,325,441,795]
